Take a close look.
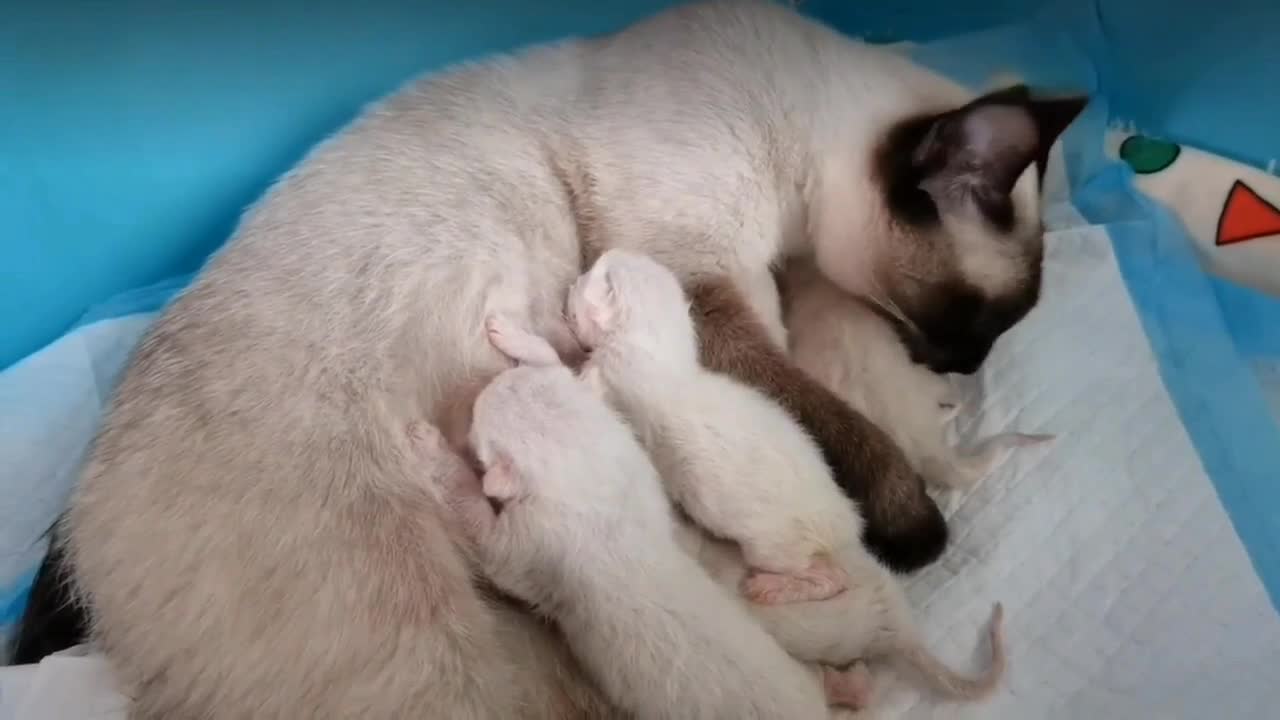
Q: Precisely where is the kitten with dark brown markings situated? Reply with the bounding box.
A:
[783,257,1054,492]
[689,276,947,573]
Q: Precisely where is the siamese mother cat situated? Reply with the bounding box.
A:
[62,1,1085,717]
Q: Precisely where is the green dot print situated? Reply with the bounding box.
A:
[1119,134,1181,175]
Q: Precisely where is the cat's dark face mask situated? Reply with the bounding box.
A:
[883,268,1042,375]
[866,85,1086,375]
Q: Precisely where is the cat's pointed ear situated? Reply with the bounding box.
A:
[481,458,522,502]
[915,86,1089,200]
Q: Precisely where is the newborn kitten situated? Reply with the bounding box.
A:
[783,259,1052,489]
[444,363,868,719]
[492,248,861,605]
[675,519,1007,705]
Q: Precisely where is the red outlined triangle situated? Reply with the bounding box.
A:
[1216,180,1280,246]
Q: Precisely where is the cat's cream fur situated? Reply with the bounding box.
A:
[457,363,842,719]
[783,258,1053,488]
[63,1,1081,716]
[559,249,859,604]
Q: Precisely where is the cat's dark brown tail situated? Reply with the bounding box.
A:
[11,519,90,664]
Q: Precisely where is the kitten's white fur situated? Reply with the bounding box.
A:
[560,249,861,604]
[459,363,837,720]
[784,259,1052,488]
[675,519,1007,703]
[62,1,1052,715]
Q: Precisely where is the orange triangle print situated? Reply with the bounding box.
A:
[1216,180,1280,246]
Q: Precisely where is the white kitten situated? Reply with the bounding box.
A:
[784,259,1052,489]
[510,249,858,605]
[451,363,867,719]
[675,519,1007,704]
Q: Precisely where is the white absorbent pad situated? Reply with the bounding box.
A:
[873,225,1280,719]
[0,646,124,720]
[2,225,1279,719]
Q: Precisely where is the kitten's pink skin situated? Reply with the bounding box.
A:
[822,662,874,711]
[740,554,849,605]
[486,315,563,367]
[485,314,604,396]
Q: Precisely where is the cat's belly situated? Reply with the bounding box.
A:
[63,252,595,718]
[62,37,602,716]
[63,168,592,720]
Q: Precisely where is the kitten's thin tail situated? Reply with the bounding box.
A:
[953,432,1054,481]
[892,602,1006,702]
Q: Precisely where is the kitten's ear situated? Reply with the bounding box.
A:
[481,458,522,502]
[915,86,1089,200]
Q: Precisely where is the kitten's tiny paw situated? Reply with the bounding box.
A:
[406,420,449,454]
[739,572,803,605]
[484,316,517,365]
[822,661,874,710]
[484,315,511,346]
[486,314,563,366]
[740,561,847,605]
